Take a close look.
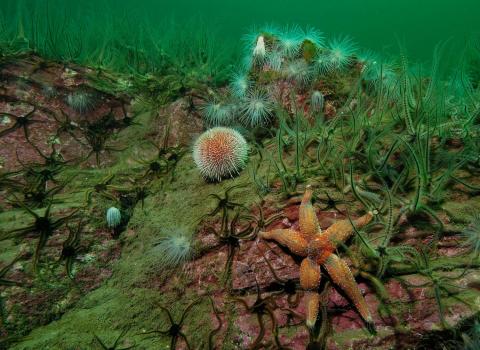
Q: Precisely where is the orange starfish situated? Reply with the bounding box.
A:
[259,185,374,329]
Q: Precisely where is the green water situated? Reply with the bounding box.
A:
[2,0,479,63]
[155,0,480,59]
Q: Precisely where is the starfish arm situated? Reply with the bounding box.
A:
[259,229,308,256]
[299,257,321,290]
[323,253,373,323]
[304,291,321,329]
[321,212,373,247]
[299,185,321,238]
[300,257,322,328]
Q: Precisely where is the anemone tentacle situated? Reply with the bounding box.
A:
[240,89,274,127]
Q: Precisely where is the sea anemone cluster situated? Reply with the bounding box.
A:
[193,127,249,182]
[194,25,403,182]
[241,25,358,78]
[198,25,363,129]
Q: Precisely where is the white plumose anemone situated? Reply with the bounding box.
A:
[253,35,266,61]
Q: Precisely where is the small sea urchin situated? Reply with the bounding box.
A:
[193,127,249,181]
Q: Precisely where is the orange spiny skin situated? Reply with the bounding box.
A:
[304,291,321,329]
[259,229,309,257]
[299,186,321,237]
[300,258,322,328]
[324,254,372,323]
[259,185,374,328]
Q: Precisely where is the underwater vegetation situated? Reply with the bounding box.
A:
[1,3,480,348]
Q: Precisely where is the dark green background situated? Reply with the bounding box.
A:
[3,0,479,60]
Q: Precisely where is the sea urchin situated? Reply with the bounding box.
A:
[193,127,249,182]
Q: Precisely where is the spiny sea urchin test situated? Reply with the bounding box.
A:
[193,127,249,182]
